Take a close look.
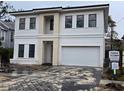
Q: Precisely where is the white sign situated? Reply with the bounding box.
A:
[109,51,120,61]
[112,62,119,70]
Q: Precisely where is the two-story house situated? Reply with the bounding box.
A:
[10,4,109,67]
[0,20,14,48]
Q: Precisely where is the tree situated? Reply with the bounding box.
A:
[108,16,116,27]
[0,1,15,20]
[106,31,118,39]
[0,1,15,47]
[0,1,15,68]
[121,35,124,50]
[121,35,124,40]
[108,16,117,50]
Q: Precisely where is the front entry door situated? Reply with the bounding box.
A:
[44,41,53,64]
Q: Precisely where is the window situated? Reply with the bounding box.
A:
[19,18,25,30]
[18,44,24,57]
[30,17,36,29]
[50,19,54,30]
[77,15,84,28]
[65,16,72,28]
[88,14,96,27]
[1,37,4,41]
[29,44,35,58]
[1,31,5,41]
[10,32,14,42]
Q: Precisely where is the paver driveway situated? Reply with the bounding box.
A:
[1,65,102,91]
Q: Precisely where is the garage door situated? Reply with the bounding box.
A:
[61,46,100,67]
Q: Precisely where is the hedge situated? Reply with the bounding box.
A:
[0,48,13,65]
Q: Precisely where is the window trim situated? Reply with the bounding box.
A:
[29,17,36,29]
[88,14,97,27]
[65,15,72,28]
[19,18,25,30]
[76,15,84,28]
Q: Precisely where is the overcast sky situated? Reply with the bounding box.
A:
[7,1,124,38]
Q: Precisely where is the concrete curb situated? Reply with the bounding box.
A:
[100,79,124,86]
[0,87,8,91]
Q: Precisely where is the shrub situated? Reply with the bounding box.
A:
[0,48,10,63]
[7,48,13,58]
[0,48,11,67]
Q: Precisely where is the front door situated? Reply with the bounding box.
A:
[43,41,53,64]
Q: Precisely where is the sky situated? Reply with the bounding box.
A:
[7,1,124,38]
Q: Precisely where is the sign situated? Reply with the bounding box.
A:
[111,62,119,70]
[109,51,120,61]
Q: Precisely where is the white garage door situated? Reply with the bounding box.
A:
[61,46,100,67]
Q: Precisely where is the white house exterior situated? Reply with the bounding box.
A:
[10,4,109,67]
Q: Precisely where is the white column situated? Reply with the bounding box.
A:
[84,14,88,28]
[25,17,29,31]
[35,43,37,59]
[123,51,124,67]
[73,15,76,28]
[24,44,29,58]
[100,45,104,67]
[14,43,18,59]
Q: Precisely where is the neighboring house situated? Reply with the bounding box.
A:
[0,20,14,48]
[10,4,109,67]
[122,40,124,66]
[122,40,124,48]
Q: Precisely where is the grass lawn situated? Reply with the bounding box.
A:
[115,67,124,81]
[113,67,124,81]
[116,75,124,81]
[104,67,124,81]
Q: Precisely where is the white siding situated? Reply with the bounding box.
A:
[12,7,106,67]
[15,15,40,36]
[59,10,105,67]
[13,38,38,59]
[11,15,40,64]
[60,10,104,35]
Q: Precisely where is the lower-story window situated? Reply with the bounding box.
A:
[18,44,24,57]
[29,44,35,58]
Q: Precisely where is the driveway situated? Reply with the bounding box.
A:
[0,65,102,91]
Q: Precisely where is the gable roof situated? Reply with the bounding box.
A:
[0,20,14,31]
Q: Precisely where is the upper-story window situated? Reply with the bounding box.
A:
[19,18,25,30]
[10,32,14,42]
[50,19,54,30]
[30,17,36,29]
[1,31,5,41]
[65,16,72,28]
[77,15,84,28]
[88,14,96,27]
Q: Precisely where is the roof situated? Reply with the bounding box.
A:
[63,4,109,9]
[0,20,15,31]
[10,4,109,15]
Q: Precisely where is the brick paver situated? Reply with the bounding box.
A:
[1,65,102,91]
